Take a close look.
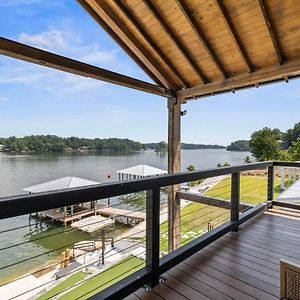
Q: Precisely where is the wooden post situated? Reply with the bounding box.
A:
[168,97,181,252]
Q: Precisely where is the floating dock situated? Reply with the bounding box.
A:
[97,207,146,226]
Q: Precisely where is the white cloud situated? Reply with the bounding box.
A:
[0,28,123,96]
[19,30,68,52]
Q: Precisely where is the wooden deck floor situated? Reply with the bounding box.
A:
[126,209,300,300]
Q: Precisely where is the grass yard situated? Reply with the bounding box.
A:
[59,256,144,300]
[205,175,283,205]
[159,175,286,252]
[37,272,87,300]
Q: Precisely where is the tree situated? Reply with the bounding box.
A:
[187,165,195,172]
[155,141,167,153]
[217,162,230,167]
[244,156,252,164]
[250,127,280,161]
[227,140,250,151]
[288,137,300,161]
[282,122,300,149]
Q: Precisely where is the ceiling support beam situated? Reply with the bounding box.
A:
[143,0,208,84]
[177,58,300,100]
[177,0,227,79]
[258,0,283,65]
[78,0,163,87]
[215,0,253,73]
[0,36,168,97]
[90,0,177,89]
[113,0,189,88]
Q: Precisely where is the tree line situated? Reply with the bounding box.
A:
[0,135,144,153]
[228,122,300,161]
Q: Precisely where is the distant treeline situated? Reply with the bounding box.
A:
[0,136,226,153]
[226,140,251,151]
[0,135,143,152]
[145,143,225,150]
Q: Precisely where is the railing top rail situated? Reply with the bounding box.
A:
[0,161,272,220]
[273,161,300,167]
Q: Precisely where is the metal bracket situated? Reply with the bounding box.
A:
[165,89,177,104]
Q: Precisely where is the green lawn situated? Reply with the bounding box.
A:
[59,256,144,300]
[37,272,87,300]
[159,175,285,251]
[205,175,282,204]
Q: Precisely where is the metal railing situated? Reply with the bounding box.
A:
[1,161,300,299]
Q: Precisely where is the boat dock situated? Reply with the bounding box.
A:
[97,207,146,226]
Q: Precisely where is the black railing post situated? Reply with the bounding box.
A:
[146,188,160,289]
[231,172,240,231]
[267,165,274,201]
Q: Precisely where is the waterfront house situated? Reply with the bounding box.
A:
[1,0,300,299]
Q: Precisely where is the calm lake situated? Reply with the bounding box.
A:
[0,149,252,284]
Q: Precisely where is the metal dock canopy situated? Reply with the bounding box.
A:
[23,176,100,193]
[116,164,167,180]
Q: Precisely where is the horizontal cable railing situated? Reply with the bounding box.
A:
[1,161,299,300]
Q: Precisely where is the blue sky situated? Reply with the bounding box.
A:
[0,0,300,146]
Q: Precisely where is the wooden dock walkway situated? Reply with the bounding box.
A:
[97,207,146,226]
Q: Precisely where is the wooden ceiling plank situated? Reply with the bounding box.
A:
[91,0,178,89]
[176,0,227,79]
[214,0,253,73]
[143,0,208,84]
[78,0,163,87]
[0,36,167,97]
[258,0,284,65]
[177,58,300,100]
[114,0,190,88]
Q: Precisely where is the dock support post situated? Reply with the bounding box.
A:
[168,96,181,252]
[101,229,105,265]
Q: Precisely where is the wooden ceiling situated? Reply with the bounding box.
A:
[79,0,300,101]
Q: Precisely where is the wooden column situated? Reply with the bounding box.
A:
[168,97,181,252]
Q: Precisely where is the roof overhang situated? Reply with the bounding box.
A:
[0,0,299,102]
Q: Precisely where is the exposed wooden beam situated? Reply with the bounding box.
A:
[178,191,252,211]
[177,58,300,100]
[215,0,253,73]
[143,0,208,84]
[258,0,283,65]
[0,36,167,97]
[78,0,163,87]
[90,0,177,89]
[176,0,227,79]
[113,0,189,88]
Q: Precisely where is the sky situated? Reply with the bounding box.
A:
[0,0,300,146]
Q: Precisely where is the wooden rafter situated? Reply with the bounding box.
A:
[90,0,177,89]
[78,0,163,87]
[143,0,208,84]
[258,0,283,65]
[113,0,189,88]
[0,37,167,97]
[214,0,253,73]
[176,0,227,79]
[177,58,300,100]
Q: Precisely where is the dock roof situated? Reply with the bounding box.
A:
[23,177,100,193]
[116,164,167,177]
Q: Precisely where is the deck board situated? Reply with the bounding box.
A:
[132,210,300,299]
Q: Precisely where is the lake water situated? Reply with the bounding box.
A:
[0,149,252,284]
